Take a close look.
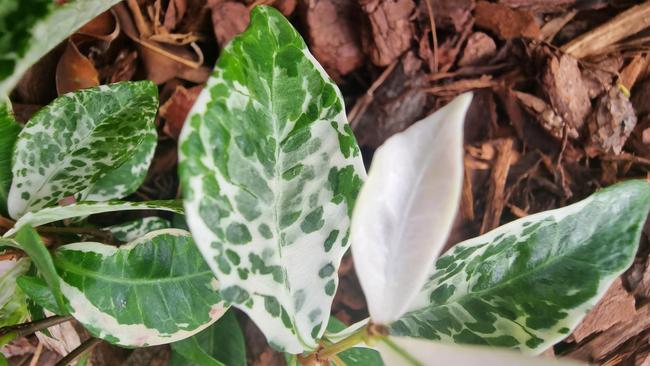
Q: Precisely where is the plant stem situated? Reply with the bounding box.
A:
[55,338,102,366]
[318,326,369,360]
[36,226,113,241]
[380,336,422,366]
[0,315,74,344]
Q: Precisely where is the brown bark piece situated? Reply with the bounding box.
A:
[542,54,591,133]
[571,277,636,343]
[480,139,514,234]
[458,32,496,67]
[587,87,637,155]
[426,0,474,32]
[568,303,650,362]
[304,0,364,77]
[514,90,575,140]
[208,0,250,47]
[359,0,416,66]
[160,84,203,140]
[474,1,540,40]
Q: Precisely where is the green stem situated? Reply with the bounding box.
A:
[318,326,369,360]
[380,336,422,366]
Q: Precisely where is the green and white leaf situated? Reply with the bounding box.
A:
[53,229,227,347]
[0,103,20,215]
[171,310,246,366]
[178,6,365,353]
[392,180,650,354]
[8,81,158,219]
[376,336,582,366]
[83,121,157,201]
[0,258,29,327]
[106,217,172,242]
[14,226,66,311]
[0,0,122,98]
[4,200,182,237]
[17,275,66,316]
[351,93,471,325]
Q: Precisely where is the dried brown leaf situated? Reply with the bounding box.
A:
[588,87,637,155]
[160,84,203,140]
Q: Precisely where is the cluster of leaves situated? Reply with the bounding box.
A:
[1,3,650,366]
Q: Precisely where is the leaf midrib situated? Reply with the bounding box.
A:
[56,256,213,286]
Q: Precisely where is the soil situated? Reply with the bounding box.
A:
[5,0,650,365]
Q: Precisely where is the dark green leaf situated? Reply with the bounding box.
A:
[0,103,20,215]
[16,275,65,315]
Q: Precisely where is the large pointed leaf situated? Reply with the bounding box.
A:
[171,310,246,366]
[391,180,650,354]
[8,81,158,219]
[0,258,29,327]
[53,229,227,347]
[0,104,20,215]
[83,121,158,201]
[376,336,582,366]
[0,0,122,98]
[4,200,182,237]
[14,226,66,311]
[178,6,365,353]
[351,93,471,325]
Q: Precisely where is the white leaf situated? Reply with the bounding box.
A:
[351,93,472,324]
[376,336,583,366]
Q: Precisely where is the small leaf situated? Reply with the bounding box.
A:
[171,310,246,366]
[0,0,122,98]
[4,200,182,237]
[54,229,227,347]
[16,275,66,315]
[325,317,383,366]
[0,104,21,215]
[105,217,172,242]
[178,6,365,353]
[14,226,66,311]
[0,258,29,327]
[376,336,582,366]
[83,121,158,201]
[8,81,159,219]
[392,180,650,354]
[351,93,472,324]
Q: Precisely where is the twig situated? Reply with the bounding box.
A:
[0,315,74,342]
[480,139,514,234]
[424,0,438,73]
[55,338,102,366]
[28,342,43,366]
[562,2,650,58]
[602,152,650,166]
[348,61,398,129]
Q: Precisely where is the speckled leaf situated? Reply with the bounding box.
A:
[376,336,582,366]
[171,311,246,366]
[13,226,66,311]
[178,6,365,353]
[351,93,471,325]
[0,258,29,327]
[53,229,228,347]
[0,0,122,98]
[0,104,20,215]
[84,122,157,201]
[4,200,182,237]
[8,81,159,219]
[106,217,172,242]
[392,180,650,354]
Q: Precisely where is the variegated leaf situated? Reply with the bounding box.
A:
[0,0,122,98]
[8,81,158,219]
[0,103,20,215]
[376,336,582,366]
[53,229,227,347]
[17,275,66,316]
[106,217,172,242]
[0,258,29,327]
[4,200,182,237]
[326,317,383,366]
[178,6,365,353]
[351,93,471,325]
[84,121,157,201]
[392,180,650,354]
